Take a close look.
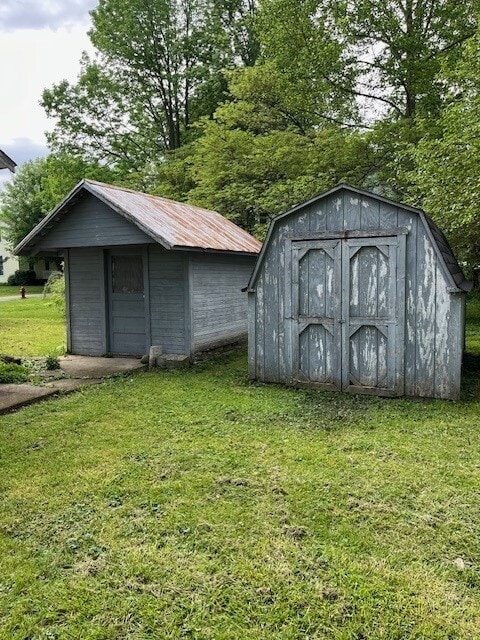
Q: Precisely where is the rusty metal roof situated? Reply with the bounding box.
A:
[15,179,262,256]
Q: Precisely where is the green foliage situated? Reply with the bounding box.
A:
[44,354,61,371]
[42,0,249,166]
[188,123,373,231]
[410,24,480,284]
[0,154,116,250]
[47,274,66,316]
[32,0,480,279]
[7,269,37,286]
[0,362,29,384]
[256,1,358,126]
[258,0,476,122]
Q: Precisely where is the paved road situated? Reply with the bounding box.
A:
[0,294,44,302]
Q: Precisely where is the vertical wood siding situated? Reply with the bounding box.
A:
[251,190,464,399]
[191,254,256,351]
[35,194,151,250]
[148,246,187,354]
[68,247,107,356]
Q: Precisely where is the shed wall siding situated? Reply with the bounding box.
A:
[148,246,187,354]
[68,247,106,356]
[35,194,151,250]
[251,190,463,399]
[191,254,255,350]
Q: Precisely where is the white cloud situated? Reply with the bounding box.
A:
[1,24,95,162]
[0,0,97,32]
[1,139,49,166]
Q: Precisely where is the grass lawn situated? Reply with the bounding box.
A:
[0,298,66,356]
[0,285,45,297]
[0,297,479,638]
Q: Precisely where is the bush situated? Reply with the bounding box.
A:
[45,354,60,370]
[47,274,65,315]
[7,269,37,286]
[0,362,29,383]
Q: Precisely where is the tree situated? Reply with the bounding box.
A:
[213,0,260,66]
[179,67,374,232]
[0,155,116,250]
[258,0,477,123]
[410,25,480,285]
[42,0,254,170]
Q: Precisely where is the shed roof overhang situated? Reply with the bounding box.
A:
[14,179,262,257]
[246,183,471,294]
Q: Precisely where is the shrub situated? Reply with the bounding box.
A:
[7,269,37,286]
[0,362,29,383]
[44,272,65,315]
[45,354,60,370]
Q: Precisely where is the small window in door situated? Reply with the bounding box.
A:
[112,255,144,293]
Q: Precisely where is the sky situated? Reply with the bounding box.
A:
[0,1,97,186]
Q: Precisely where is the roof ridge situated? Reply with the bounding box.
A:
[85,179,221,217]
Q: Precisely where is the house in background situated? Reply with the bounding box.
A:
[15,179,261,358]
[0,148,19,283]
[246,184,470,400]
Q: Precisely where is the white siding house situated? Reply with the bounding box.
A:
[0,149,19,283]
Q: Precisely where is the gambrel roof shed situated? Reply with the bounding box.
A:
[16,180,261,359]
[247,184,470,400]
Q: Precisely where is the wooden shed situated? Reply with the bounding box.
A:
[15,180,261,358]
[246,184,471,400]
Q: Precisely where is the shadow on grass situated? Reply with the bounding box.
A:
[461,351,480,400]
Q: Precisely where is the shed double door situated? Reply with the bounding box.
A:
[288,234,405,396]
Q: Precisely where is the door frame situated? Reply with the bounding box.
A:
[289,238,342,391]
[105,246,151,355]
[285,229,407,396]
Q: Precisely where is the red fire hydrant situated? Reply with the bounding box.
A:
[20,286,26,299]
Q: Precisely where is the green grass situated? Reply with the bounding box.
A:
[0,285,45,297]
[0,298,479,638]
[0,298,66,356]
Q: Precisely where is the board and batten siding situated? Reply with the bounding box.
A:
[191,254,256,351]
[67,247,107,356]
[35,194,151,251]
[250,190,465,400]
[148,245,188,355]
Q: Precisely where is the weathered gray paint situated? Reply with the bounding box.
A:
[34,194,151,251]
[148,246,188,355]
[249,188,466,400]
[66,245,253,358]
[191,253,256,351]
[107,248,147,355]
[69,247,107,356]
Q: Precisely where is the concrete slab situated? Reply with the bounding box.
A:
[59,355,146,379]
[0,380,103,414]
[0,356,145,415]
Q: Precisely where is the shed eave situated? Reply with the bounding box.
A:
[171,244,259,257]
[82,182,172,250]
[14,180,88,256]
[13,180,171,256]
